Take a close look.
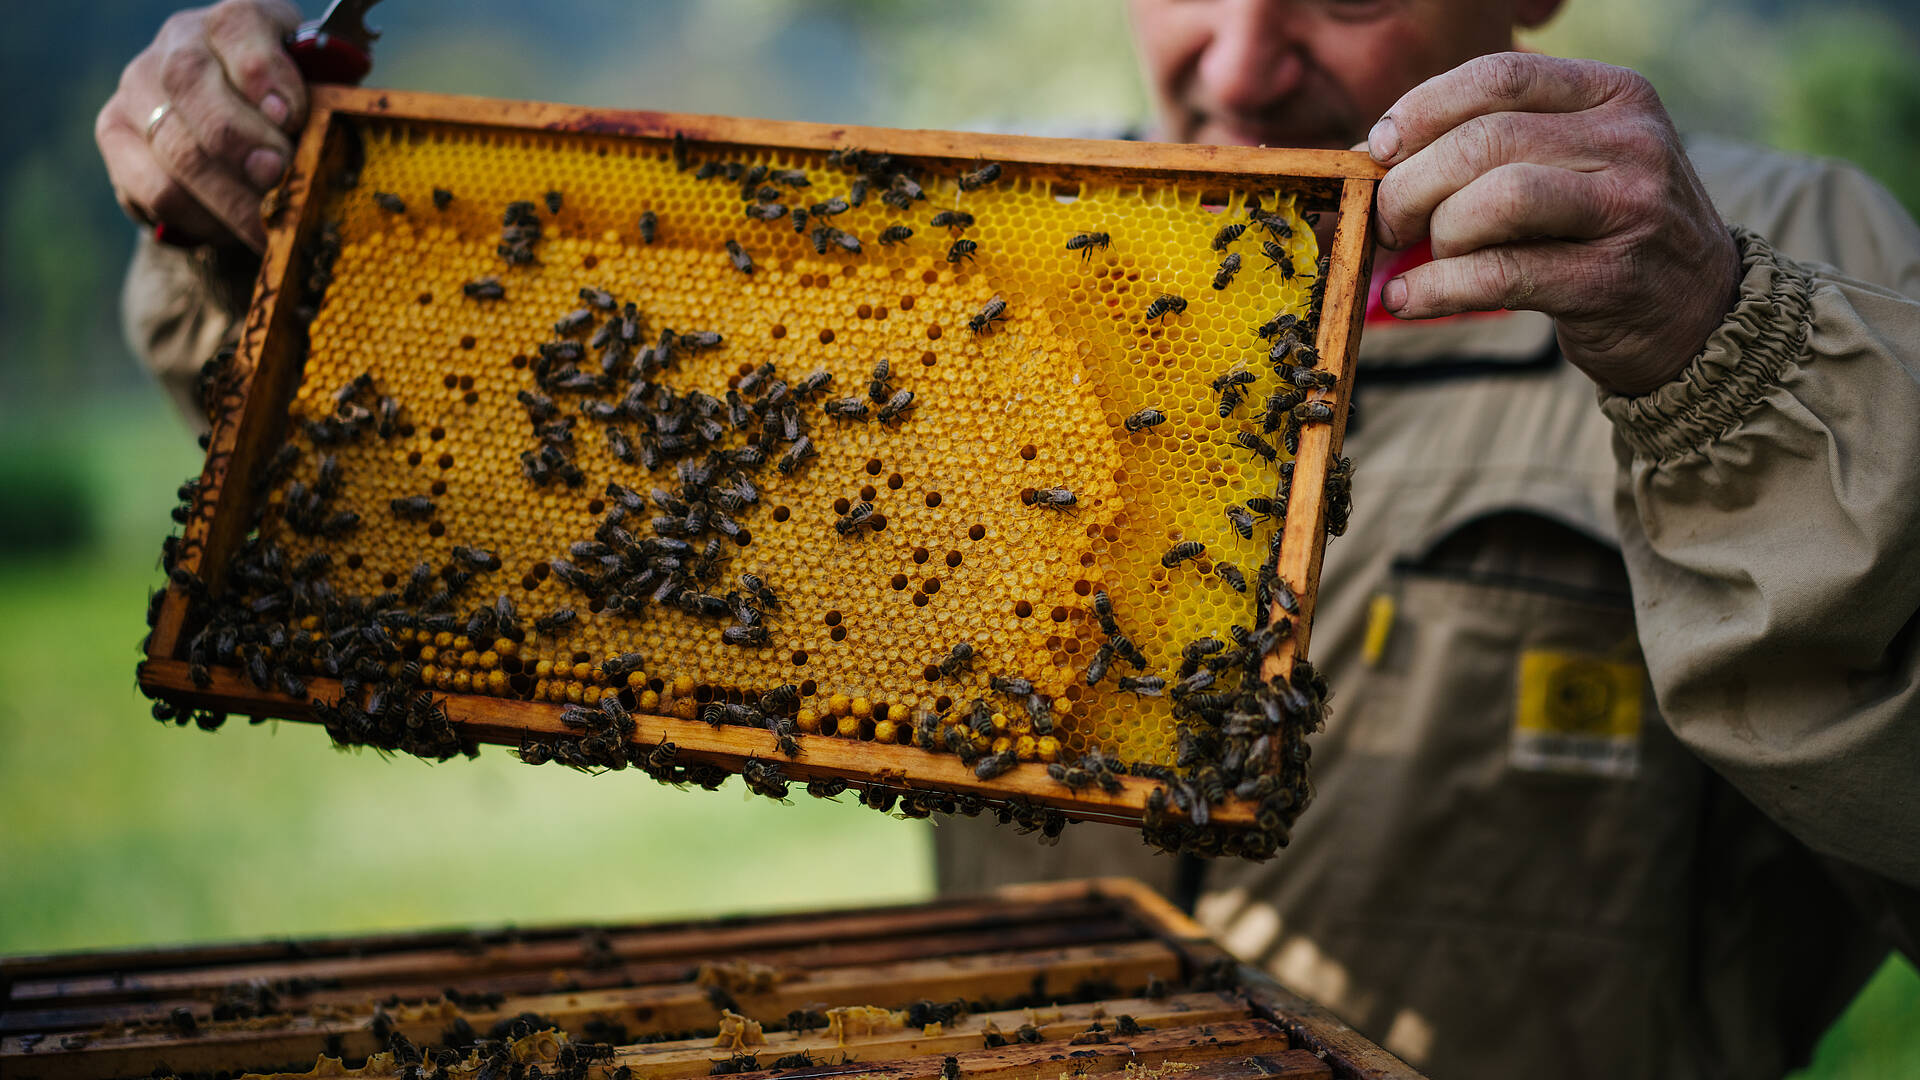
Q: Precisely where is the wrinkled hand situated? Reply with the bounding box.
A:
[96,0,308,253]
[1368,52,1740,396]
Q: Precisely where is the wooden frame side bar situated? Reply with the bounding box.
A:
[1264,176,1374,681]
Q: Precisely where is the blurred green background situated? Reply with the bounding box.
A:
[2,1,1915,1075]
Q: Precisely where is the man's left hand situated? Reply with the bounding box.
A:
[1367,52,1739,396]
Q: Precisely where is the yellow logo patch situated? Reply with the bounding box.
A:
[1511,650,1644,777]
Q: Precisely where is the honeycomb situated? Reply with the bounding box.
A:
[258,119,1319,770]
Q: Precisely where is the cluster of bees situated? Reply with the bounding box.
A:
[142,120,1351,861]
[128,958,1232,1080]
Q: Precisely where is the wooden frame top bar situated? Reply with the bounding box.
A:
[314,86,1386,189]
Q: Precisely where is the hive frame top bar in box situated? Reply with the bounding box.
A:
[0,878,1429,1080]
[140,86,1381,853]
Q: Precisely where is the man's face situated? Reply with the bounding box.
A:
[1129,0,1539,149]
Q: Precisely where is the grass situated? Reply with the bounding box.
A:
[0,391,1912,1078]
[0,393,936,953]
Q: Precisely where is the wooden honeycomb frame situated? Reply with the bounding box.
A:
[0,878,1428,1080]
[138,86,1382,834]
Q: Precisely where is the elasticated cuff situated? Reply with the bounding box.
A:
[1598,226,1815,464]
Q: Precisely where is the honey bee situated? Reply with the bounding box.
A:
[1030,487,1076,510]
[1246,494,1287,522]
[1293,400,1335,424]
[929,210,974,230]
[723,624,771,648]
[990,675,1034,697]
[1091,590,1120,634]
[1254,207,1294,239]
[389,494,435,520]
[823,397,871,422]
[945,725,982,764]
[1109,632,1148,669]
[725,239,754,274]
[1117,675,1165,696]
[1064,232,1111,261]
[1262,387,1306,433]
[968,295,1008,334]
[602,651,646,678]
[776,436,815,475]
[374,191,405,214]
[809,196,850,217]
[1047,762,1094,792]
[868,357,892,403]
[1283,364,1338,390]
[1212,252,1242,290]
[1225,504,1256,539]
[544,190,563,214]
[947,238,979,264]
[1085,641,1114,686]
[742,758,790,801]
[638,210,657,243]
[1211,222,1247,250]
[462,277,505,301]
[792,369,833,398]
[1324,455,1354,537]
[891,172,926,201]
[1144,293,1187,321]
[974,750,1018,780]
[878,225,914,245]
[1256,311,1299,339]
[1263,239,1297,279]
[878,389,916,424]
[957,161,1003,191]
[431,187,453,210]
[1162,540,1205,567]
[836,500,878,535]
[938,642,976,678]
[810,224,847,254]
[1235,430,1279,463]
[1123,408,1165,433]
[534,608,576,633]
[744,203,786,222]
[1215,561,1248,592]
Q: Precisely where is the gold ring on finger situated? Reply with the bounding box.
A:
[145,102,174,142]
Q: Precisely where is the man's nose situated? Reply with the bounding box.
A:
[1195,0,1305,113]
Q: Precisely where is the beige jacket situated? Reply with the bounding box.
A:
[935,138,1920,1080]
[128,138,1920,1080]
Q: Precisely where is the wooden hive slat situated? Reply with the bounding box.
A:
[2,879,1425,1080]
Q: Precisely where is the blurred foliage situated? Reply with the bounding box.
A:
[1770,9,1920,213]
[1,3,1916,1076]
[1525,0,1920,216]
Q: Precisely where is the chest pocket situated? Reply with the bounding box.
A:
[1331,511,1706,934]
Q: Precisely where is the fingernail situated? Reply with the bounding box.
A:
[261,92,289,126]
[1382,277,1409,313]
[245,148,286,189]
[1368,116,1399,163]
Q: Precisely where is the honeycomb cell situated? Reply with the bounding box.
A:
[256,119,1320,769]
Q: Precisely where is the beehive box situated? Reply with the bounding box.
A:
[0,878,1426,1080]
[138,88,1381,857]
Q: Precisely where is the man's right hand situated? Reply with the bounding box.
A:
[97,0,309,253]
